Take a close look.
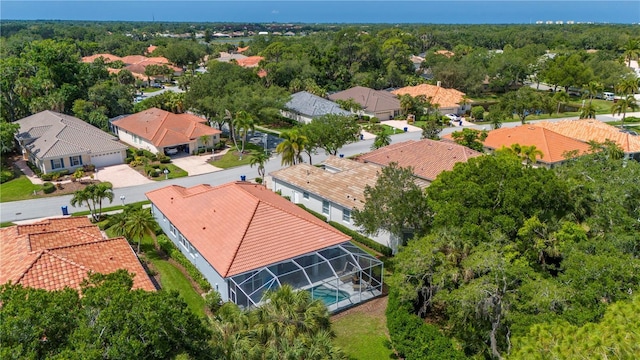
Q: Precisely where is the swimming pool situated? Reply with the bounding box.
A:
[308,284,350,305]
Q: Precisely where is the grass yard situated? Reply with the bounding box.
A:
[0,175,43,202]
[209,143,263,169]
[151,163,188,180]
[71,200,151,216]
[332,299,393,360]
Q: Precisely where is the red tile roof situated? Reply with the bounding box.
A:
[146,182,351,277]
[121,55,149,65]
[357,139,483,181]
[112,108,221,148]
[146,45,158,54]
[236,56,264,68]
[435,50,455,57]
[0,217,155,291]
[81,53,123,63]
[533,119,640,154]
[392,83,466,108]
[477,125,592,164]
[237,46,250,53]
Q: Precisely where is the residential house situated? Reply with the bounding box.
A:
[146,182,384,312]
[0,217,155,292]
[357,139,483,185]
[533,119,640,161]
[392,82,470,115]
[111,108,221,155]
[282,91,352,123]
[82,53,183,79]
[81,53,123,64]
[444,125,592,168]
[15,111,128,173]
[269,156,401,251]
[328,86,401,120]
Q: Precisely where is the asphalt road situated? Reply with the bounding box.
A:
[2,112,635,222]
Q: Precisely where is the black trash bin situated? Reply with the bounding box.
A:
[61,206,69,216]
[359,134,364,140]
[240,175,246,181]
[403,127,408,132]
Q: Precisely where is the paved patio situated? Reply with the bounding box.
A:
[94,164,154,188]
[170,154,223,176]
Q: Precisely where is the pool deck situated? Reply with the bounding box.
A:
[305,278,383,313]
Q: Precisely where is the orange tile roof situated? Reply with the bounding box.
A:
[236,56,264,68]
[435,50,455,57]
[237,46,249,53]
[257,69,267,78]
[0,217,155,292]
[146,182,351,277]
[478,125,591,164]
[392,83,466,108]
[146,45,158,54]
[108,68,147,80]
[357,139,483,181]
[112,108,221,148]
[81,53,123,63]
[121,55,149,65]
[270,156,382,210]
[533,119,640,154]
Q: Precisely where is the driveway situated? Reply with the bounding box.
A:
[171,155,223,176]
[380,120,422,132]
[94,164,154,188]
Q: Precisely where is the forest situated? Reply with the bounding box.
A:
[1,21,640,359]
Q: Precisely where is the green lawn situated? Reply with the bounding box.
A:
[1,221,16,228]
[105,228,205,316]
[154,164,188,180]
[0,175,43,202]
[333,311,393,360]
[71,200,151,216]
[209,143,263,169]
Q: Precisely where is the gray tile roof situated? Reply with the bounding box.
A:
[15,111,127,160]
[285,91,352,118]
[328,86,401,113]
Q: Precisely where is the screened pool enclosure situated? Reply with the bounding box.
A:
[228,242,384,312]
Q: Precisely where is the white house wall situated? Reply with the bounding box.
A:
[271,178,396,252]
[115,128,161,153]
[151,204,229,300]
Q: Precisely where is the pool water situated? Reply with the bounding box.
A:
[308,285,350,305]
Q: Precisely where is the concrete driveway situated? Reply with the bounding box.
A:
[171,155,222,176]
[94,164,154,189]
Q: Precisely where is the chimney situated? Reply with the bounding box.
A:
[437,81,442,87]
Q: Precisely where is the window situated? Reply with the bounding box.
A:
[179,234,187,248]
[342,208,351,222]
[322,200,329,215]
[303,192,309,200]
[69,155,82,167]
[50,158,64,170]
[162,213,167,222]
[169,223,176,236]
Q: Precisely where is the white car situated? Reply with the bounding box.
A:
[445,113,462,122]
[165,148,178,155]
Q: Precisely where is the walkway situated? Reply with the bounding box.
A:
[14,159,44,185]
[380,120,422,132]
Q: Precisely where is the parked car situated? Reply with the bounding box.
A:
[445,113,462,121]
[165,148,178,155]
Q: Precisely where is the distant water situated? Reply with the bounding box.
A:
[2,1,639,24]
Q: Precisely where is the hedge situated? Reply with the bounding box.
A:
[296,203,393,257]
[158,234,211,292]
[386,289,466,360]
[43,182,56,194]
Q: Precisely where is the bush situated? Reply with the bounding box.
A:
[125,157,134,164]
[1,169,15,183]
[386,289,465,360]
[158,155,171,164]
[83,164,96,172]
[135,149,144,156]
[158,235,212,292]
[204,290,223,314]
[41,173,54,181]
[43,182,55,194]
[142,149,157,161]
[254,177,263,184]
[370,117,379,123]
[471,106,485,120]
[58,169,70,176]
[26,161,42,176]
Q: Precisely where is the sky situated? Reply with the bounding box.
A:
[1,1,639,24]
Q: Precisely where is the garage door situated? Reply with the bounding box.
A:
[90,151,123,168]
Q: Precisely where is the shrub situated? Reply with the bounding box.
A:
[58,169,70,176]
[41,173,54,181]
[1,169,15,183]
[386,289,465,360]
[471,105,485,120]
[329,220,393,257]
[42,182,55,194]
[142,149,157,161]
[83,164,96,172]
[204,290,223,314]
[158,235,211,292]
[125,157,134,164]
[26,161,42,176]
[135,149,144,156]
[370,117,379,123]
[254,177,263,184]
[158,155,171,164]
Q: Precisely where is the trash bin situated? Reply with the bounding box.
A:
[403,127,408,132]
[240,175,246,181]
[61,206,68,216]
[339,154,344,158]
[360,134,364,140]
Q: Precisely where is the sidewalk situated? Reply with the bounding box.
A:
[14,159,44,185]
[380,120,422,132]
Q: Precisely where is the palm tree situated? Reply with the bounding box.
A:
[372,130,391,150]
[125,207,157,253]
[70,182,114,222]
[611,94,639,122]
[275,130,308,166]
[232,110,254,160]
[622,38,640,67]
[579,103,597,119]
[553,91,571,114]
[520,145,544,166]
[224,109,238,151]
[584,81,604,105]
[616,77,639,96]
[248,149,269,181]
